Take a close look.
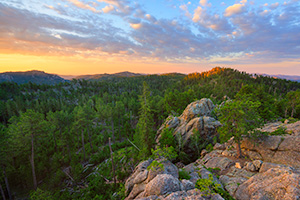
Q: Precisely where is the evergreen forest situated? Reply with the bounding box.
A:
[1,67,300,199]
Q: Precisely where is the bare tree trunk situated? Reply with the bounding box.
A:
[81,129,86,161]
[291,106,295,118]
[236,140,242,158]
[285,107,288,118]
[109,138,116,186]
[0,182,6,200]
[52,129,58,152]
[87,126,93,152]
[3,168,12,200]
[30,134,37,190]
[111,119,115,143]
[118,116,121,138]
[67,143,71,161]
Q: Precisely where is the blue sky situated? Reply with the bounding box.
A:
[0,0,300,75]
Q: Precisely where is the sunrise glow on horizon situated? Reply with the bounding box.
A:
[1,0,300,75]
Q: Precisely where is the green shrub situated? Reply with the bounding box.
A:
[205,143,213,152]
[151,146,178,161]
[178,151,191,164]
[178,169,191,180]
[195,174,234,200]
[195,174,219,195]
[269,126,287,135]
[214,187,235,200]
[30,188,54,200]
[285,117,299,124]
[206,167,221,174]
[147,160,164,172]
[159,128,176,148]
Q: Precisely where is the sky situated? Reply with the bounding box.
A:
[0,0,300,75]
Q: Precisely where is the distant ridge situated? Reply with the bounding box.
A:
[75,71,143,80]
[0,70,67,85]
[259,74,300,82]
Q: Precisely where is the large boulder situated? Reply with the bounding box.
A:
[179,98,215,122]
[204,157,234,171]
[241,135,300,167]
[178,116,221,143]
[156,98,221,157]
[259,120,300,136]
[125,159,179,199]
[125,160,152,195]
[143,174,182,197]
[235,168,300,200]
[125,157,225,200]
[146,159,179,182]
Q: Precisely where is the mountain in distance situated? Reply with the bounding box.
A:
[259,73,300,82]
[1,69,299,85]
[59,75,78,80]
[0,70,67,85]
[75,71,143,80]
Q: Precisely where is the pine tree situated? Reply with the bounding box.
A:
[8,110,48,190]
[217,100,262,158]
[134,82,155,159]
[286,90,300,118]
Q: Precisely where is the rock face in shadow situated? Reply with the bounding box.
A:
[156,98,221,156]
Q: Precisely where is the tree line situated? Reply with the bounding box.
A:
[0,67,299,199]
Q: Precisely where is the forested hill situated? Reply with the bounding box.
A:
[0,70,67,85]
[75,71,143,80]
[0,67,300,199]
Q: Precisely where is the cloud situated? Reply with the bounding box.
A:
[0,3,137,56]
[129,19,210,60]
[192,6,203,22]
[200,0,211,7]
[145,14,157,23]
[192,6,233,33]
[1,0,300,66]
[102,5,114,13]
[179,4,192,18]
[66,0,99,13]
[97,0,135,15]
[270,2,279,9]
[224,3,246,17]
[260,10,270,16]
[228,4,300,61]
[97,0,122,7]
[130,23,142,29]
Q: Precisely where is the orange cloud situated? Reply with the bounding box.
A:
[130,23,142,29]
[192,6,203,22]
[200,0,211,7]
[102,5,114,13]
[224,3,246,17]
[67,0,99,13]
